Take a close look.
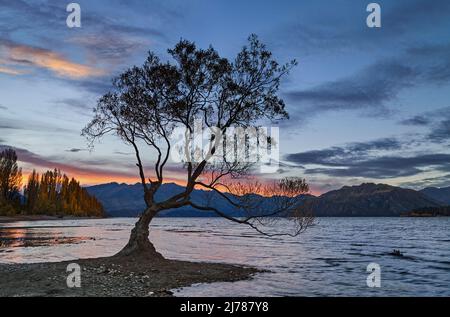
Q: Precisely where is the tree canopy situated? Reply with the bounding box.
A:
[83,35,313,256]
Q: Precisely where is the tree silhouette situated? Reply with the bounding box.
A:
[83,35,313,259]
[0,148,22,214]
[23,169,104,217]
[24,169,39,213]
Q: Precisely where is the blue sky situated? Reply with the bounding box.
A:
[1,0,450,193]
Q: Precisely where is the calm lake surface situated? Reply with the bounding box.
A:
[0,217,449,296]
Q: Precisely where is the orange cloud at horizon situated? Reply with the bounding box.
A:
[1,42,103,79]
[20,169,189,188]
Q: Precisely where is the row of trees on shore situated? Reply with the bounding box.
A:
[0,148,104,217]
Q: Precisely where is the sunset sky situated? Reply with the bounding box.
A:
[1,0,450,194]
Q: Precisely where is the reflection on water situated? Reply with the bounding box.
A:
[0,217,449,296]
[0,226,94,248]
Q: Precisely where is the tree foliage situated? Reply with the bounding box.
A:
[83,34,313,253]
[23,169,104,217]
[0,148,22,214]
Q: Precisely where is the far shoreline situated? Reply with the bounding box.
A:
[2,214,449,224]
[0,215,105,223]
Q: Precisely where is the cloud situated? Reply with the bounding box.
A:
[72,77,114,95]
[285,61,409,118]
[0,40,104,78]
[428,119,450,143]
[400,115,431,126]
[0,116,75,134]
[0,65,27,75]
[0,144,193,185]
[0,144,137,181]
[114,151,133,155]
[0,0,168,63]
[303,154,450,179]
[0,0,171,83]
[284,43,450,120]
[399,106,450,142]
[399,174,450,190]
[285,138,403,166]
[425,108,450,143]
[0,0,169,37]
[0,0,64,35]
[285,137,450,179]
[69,34,148,65]
[54,98,92,111]
[65,148,85,153]
[0,124,16,130]
[115,0,183,22]
[272,0,450,57]
[386,0,450,31]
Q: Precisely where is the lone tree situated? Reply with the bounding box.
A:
[83,35,313,259]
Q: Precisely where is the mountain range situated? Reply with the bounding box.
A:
[419,187,450,205]
[86,182,247,217]
[302,183,442,216]
[86,182,450,217]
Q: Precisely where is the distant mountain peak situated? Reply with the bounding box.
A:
[420,186,450,205]
[306,182,442,216]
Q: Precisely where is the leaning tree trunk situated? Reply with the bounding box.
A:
[115,205,163,260]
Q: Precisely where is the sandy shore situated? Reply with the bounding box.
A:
[0,256,259,297]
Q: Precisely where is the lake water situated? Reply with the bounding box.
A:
[0,217,449,296]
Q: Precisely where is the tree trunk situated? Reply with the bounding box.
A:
[115,205,163,260]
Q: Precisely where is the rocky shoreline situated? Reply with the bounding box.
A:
[0,256,259,297]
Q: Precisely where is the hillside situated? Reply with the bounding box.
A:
[420,186,450,205]
[301,183,441,216]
